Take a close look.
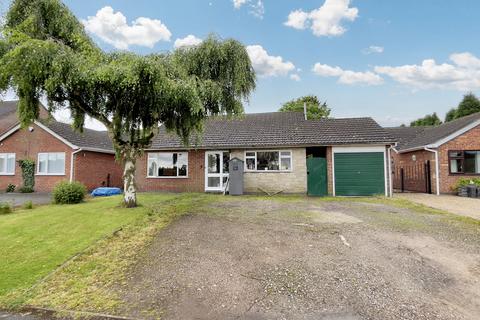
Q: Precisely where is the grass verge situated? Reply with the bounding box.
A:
[0,193,213,313]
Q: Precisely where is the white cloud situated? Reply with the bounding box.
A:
[82,6,171,50]
[290,74,301,81]
[232,0,264,19]
[362,45,384,54]
[174,35,202,49]
[285,0,358,37]
[374,52,480,90]
[246,45,295,77]
[233,0,247,9]
[313,63,383,85]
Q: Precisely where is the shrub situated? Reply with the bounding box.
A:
[23,200,34,210]
[0,202,12,214]
[6,184,15,193]
[53,181,87,204]
[19,186,34,193]
[18,159,35,191]
[453,178,480,191]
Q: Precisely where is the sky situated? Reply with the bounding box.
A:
[2,0,480,129]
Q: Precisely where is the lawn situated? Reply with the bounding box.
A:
[0,193,193,305]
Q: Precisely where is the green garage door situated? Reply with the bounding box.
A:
[334,152,385,196]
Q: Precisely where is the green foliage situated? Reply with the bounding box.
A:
[23,201,33,210]
[279,95,330,120]
[445,108,457,122]
[18,159,35,191]
[19,186,34,194]
[410,112,442,127]
[0,0,256,207]
[6,184,16,193]
[52,181,87,204]
[0,203,13,215]
[453,178,480,191]
[445,93,480,122]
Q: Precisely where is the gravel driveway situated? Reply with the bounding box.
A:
[118,197,480,320]
[395,193,480,220]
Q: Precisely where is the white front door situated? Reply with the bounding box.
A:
[205,151,230,192]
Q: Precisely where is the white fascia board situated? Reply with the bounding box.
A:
[34,121,79,149]
[0,124,21,142]
[427,119,480,148]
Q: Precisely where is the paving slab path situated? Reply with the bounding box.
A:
[395,193,480,220]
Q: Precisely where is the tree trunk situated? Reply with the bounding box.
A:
[123,153,137,208]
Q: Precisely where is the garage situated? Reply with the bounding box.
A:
[333,147,387,196]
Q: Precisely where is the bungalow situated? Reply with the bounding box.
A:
[136,112,396,196]
[0,101,123,192]
[386,112,480,194]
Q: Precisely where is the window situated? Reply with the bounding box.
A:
[449,150,480,174]
[148,152,188,177]
[37,153,65,175]
[245,151,292,171]
[0,153,15,175]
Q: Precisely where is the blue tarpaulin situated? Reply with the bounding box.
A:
[91,187,122,197]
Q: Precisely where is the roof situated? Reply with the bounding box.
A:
[150,112,395,150]
[384,126,430,150]
[0,101,20,135]
[386,112,480,152]
[0,100,114,153]
[39,120,114,152]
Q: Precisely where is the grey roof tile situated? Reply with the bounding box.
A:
[40,119,114,152]
[386,112,480,151]
[150,112,395,149]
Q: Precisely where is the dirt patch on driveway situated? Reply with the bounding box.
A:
[118,197,480,320]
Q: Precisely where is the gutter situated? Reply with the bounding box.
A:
[70,149,83,182]
[424,147,440,195]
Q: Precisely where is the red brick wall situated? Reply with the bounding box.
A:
[73,151,123,191]
[391,150,437,194]
[326,146,333,195]
[438,124,480,194]
[136,150,205,193]
[0,123,72,192]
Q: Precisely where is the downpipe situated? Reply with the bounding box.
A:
[424,147,440,195]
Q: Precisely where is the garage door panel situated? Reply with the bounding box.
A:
[334,152,385,196]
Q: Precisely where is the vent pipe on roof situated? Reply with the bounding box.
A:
[304,102,307,120]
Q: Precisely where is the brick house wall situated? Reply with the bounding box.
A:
[135,150,205,193]
[230,148,307,194]
[391,149,437,194]
[326,146,333,195]
[438,124,480,194]
[0,123,73,192]
[73,151,123,191]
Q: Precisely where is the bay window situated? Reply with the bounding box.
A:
[449,150,480,174]
[148,152,188,177]
[0,153,15,175]
[245,151,292,171]
[37,153,65,175]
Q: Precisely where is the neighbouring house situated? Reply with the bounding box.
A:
[0,101,123,192]
[386,112,480,195]
[137,112,396,196]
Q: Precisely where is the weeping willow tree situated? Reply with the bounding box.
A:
[0,0,256,207]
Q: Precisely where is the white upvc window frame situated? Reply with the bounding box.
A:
[147,152,189,179]
[0,153,16,175]
[244,150,293,172]
[37,152,66,176]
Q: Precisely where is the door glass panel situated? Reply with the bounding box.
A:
[208,154,221,174]
[208,177,221,188]
[223,152,230,173]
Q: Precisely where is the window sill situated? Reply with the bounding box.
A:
[36,173,66,176]
[449,173,480,176]
[146,176,189,179]
[0,173,15,176]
